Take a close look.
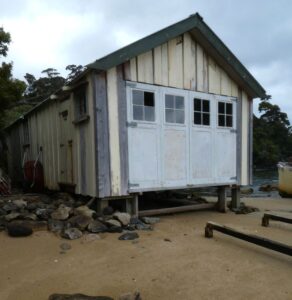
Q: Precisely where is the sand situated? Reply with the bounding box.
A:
[0,197,291,300]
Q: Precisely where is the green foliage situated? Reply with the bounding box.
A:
[66,64,84,82]
[0,27,11,57]
[2,104,34,127]
[253,101,292,168]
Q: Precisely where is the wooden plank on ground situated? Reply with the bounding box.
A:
[205,221,292,256]
[262,213,292,227]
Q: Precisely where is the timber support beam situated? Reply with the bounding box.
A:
[205,221,292,256]
[262,213,292,227]
[217,186,227,213]
[231,186,240,209]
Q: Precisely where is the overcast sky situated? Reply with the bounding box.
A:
[1,0,292,119]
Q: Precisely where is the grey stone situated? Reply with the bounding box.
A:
[82,233,101,243]
[60,242,71,251]
[62,228,83,240]
[118,232,139,241]
[119,292,141,300]
[23,213,37,221]
[48,219,64,232]
[0,208,7,216]
[12,199,27,209]
[74,206,96,218]
[88,220,107,233]
[135,223,153,231]
[36,208,54,220]
[113,212,131,226]
[51,205,72,220]
[107,226,123,233]
[48,294,114,300]
[5,212,21,222]
[106,219,122,227]
[3,202,18,212]
[141,217,160,225]
[6,222,33,237]
[66,215,93,230]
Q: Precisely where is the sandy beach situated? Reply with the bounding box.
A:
[0,197,291,300]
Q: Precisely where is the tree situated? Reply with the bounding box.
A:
[253,101,292,168]
[65,64,84,82]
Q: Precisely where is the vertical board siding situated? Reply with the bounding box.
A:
[208,56,220,94]
[154,45,163,85]
[183,32,196,90]
[220,69,232,96]
[117,65,129,195]
[107,67,122,196]
[196,43,205,92]
[241,91,249,185]
[168,36,183,88]
[137,51,154,84]
[94,72,111,198]
[130,58,137,81]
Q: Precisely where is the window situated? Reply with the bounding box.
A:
[218,102,233,127]
[165,94,185,124]
[132,90,155,122]
[193,98,210,126]
[74,86,87,119]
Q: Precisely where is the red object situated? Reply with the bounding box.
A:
[23,161,44,192]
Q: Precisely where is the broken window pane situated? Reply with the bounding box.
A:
[218,114,225,127]
[166,109,175,123]
[145,106,155,122]
[203,113,210,126]
[132,90,144,105]
[226,115,233,127]
[176,110,185,124]
[144,92,154,106]
[203,100,210,112]
[165,94,174,108]
[194,98,201,111]
[226,103,232,115]
[194,112,201,125]
[133,105,143,121]
[218,102,225,114]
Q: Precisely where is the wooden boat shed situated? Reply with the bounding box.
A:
[5,13,268,214]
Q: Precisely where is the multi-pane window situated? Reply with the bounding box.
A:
[132,90,155,122]
[194,98,210,126]
[165,94,185,124]
[218,102,233,127]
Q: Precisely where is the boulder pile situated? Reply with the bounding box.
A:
[0,193,160,240]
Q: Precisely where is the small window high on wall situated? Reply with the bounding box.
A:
[165,94,185,124]
[132,90,155,122]
[74,86,87,120]
[193,98,210,126]
[218,101,233,127]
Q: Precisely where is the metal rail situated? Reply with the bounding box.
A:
[205,221,292,256]
[262,213,292,227]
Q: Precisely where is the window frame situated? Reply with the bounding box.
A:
[164,93,186,126]
[217,100,234,129]
[192,98,211,127]
[74,84,88,122]
[131,88,157,124]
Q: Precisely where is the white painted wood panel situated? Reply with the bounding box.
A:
[220,69,232,96]
[241,91,249,185]
[208,57,220,94]
[130,58,137,81]
[137,51,154,84]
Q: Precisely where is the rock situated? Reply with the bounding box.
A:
[259,184,278,192]
[60,242,71,251]
[107,226,123,233]
[74,206,97,218]
[88,220,108,233]
[113,212,131,226]
[66,215,93,230]
[3,202,18,212]
[135,223,152,231]
[5,212,21,222]
[102,206,114,215]
[23,213,37,221]
[106,219,122,227]
[48,294,114,300]
[240,187,253,195]
[118,232,139,241]
[141,217,160,224]
[6,222,33,237]
[119,292,141,300]
[62,228,83,240]
[36,208,55,220]
[48,219,64,232]
[51,205,72,220]
[12,199,27,209]
[0,208,7,216]
[82,233,101,243]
